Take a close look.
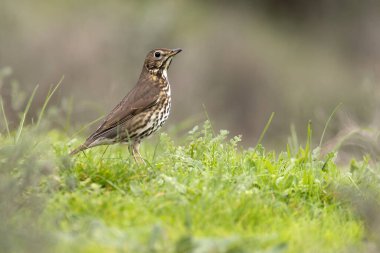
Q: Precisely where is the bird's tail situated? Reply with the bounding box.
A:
[69,143,88,156]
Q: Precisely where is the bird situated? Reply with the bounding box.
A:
[70,48,182,163]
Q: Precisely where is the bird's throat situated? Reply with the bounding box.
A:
[148,68,169,83]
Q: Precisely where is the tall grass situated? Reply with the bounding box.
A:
[0,73,63,253]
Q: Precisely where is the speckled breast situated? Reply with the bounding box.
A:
[135,84,171,141]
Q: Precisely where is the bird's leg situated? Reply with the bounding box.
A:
[129,141,145,164]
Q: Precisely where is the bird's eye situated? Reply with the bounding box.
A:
[154,51,161,58]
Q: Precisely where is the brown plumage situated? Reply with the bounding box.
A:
[70,48,182,163]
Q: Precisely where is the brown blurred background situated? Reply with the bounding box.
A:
[0,0,379,149]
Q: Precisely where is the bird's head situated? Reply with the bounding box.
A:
[144,48,182,76]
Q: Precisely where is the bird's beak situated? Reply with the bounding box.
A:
[170,48,182,56]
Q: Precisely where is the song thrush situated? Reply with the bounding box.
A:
[70,48,182,163]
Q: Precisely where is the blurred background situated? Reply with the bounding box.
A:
[0,0,379,152]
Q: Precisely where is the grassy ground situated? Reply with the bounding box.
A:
[2,119,380,253]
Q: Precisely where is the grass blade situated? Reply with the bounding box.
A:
[0,98,10,137]
[256,112,275,147]
[319,103,343,148]
[305,120,312,161]
[15,85,39,143]
[36,76,64,127]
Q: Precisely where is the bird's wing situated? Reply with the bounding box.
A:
[86,82,161,143]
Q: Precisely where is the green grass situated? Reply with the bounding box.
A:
[2,119,377,253]
[0,79,378,253]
